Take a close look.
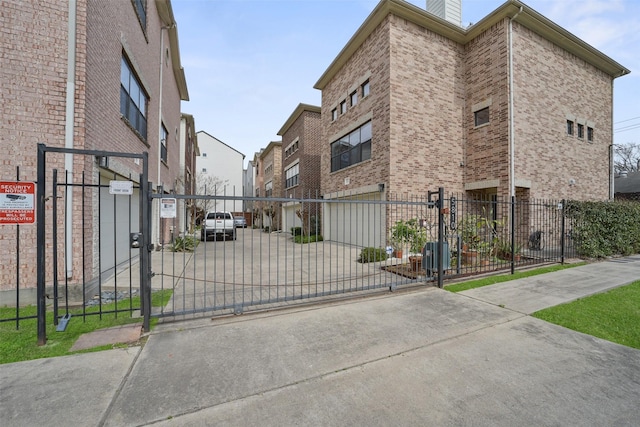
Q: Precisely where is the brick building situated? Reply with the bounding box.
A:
[1,0,189,299]
[313,0,629,245]
[277,104,322,233]
[255,141,282,230]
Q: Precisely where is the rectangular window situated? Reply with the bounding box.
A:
[133,0,146,28]
[474,107,489,127]
[587,126,594,142]
[362,80,370,97]
[566,120,574,136]
[120,55,148,140]
[340,100,347,114]
[285,163,299,188]
[331,108,337,121]
[160,124,168,163]
[350,90,358,107]
[265,181,273,197]
[330,121,372,172]
[577,123,584,139]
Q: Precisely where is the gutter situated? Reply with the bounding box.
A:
[508,6,523,199]
[64,0,77,278]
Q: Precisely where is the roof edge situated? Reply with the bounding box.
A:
[277,103,321,136]
[156,0,190,101]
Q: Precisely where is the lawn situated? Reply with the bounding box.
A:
[533,281,640,350]
[445,262,586,293]
[0,290,172,364]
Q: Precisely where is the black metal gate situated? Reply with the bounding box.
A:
[34,143,151,345]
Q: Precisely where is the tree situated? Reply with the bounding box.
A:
[614,142,640,174]
[194,172,228,224]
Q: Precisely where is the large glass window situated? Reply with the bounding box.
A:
[285,163,299,188]
[330,121,372,172]
[120,55,148,140]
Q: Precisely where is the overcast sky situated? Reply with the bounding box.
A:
[172,0,640,166]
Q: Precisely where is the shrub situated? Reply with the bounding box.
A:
[358,247,388,263]
[565,200,640,258]
[291,227,303,236]
[294,234,323,244]
[170,235,198,252]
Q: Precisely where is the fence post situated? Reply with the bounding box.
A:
[36,143,47,345]
[140,152,151,332]
[560,199,566,264]
[510,195,515,275]
[437,187,444,289]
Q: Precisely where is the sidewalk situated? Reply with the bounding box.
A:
[2,256,640,426]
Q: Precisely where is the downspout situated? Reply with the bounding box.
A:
[609,76,616,199]
[508,6,523,199]
[64,0,77,278]
[155,25,173,248]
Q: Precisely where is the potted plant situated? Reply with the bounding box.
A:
[391,218,427,270]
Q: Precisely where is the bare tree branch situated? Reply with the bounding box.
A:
[614,143,640,173]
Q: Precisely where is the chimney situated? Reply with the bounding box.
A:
[426,0,462,27]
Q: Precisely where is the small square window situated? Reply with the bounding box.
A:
[362,80,370,97]
[566,120,574,136]
[331,108,337,121]
[350,91,358,106]
[474,107,489,127]
[202,168,207,173]
[340,100,347,114]
[587,127,594,142]
[202,152,207,158]
[577,123,584,139]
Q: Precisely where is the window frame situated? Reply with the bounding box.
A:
[577,123,584,139]
[473,107,490,127]
[331,108,337,121]
[350,90,358,107]
[362,80,370,98]
[566,120,574,136]
[120,55,148,140]
[160,124,168,163]
[587,126,594,142]
[330,121,372,173]
[285,163,300,189]
[340,100,347,115]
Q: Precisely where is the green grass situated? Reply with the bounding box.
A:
[445,262,586,293]
[0,289,172,365]
[533,281,640,350]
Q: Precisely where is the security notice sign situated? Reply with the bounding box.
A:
[160,198,177,218]
[0,181,36,224]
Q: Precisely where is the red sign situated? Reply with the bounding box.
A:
[0,181,36,224]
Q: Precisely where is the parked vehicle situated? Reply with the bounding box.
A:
[201,211,236,241]
[234,216,247,228]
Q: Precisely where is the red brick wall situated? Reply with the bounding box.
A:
[282,109,322,198]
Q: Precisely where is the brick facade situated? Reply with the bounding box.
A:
[315,0,627,203]
[1,0,188,295]
[278,104,322,198]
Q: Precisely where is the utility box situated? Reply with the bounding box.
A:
[423,241,450,276]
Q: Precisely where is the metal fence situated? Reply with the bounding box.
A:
[149,188,578,320]
[2,157,579,334]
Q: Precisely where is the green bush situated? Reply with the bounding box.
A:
[170,235,198,252]
[294,234,323,244]
[358,247,388,263]
[565,200,640,258]
[291,227,303,236]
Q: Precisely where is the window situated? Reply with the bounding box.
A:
[265,181,273,197]
[340,100,347,115]
[133,0,146,28]
[350,90,358,107]
[577,123,584,139]
[285,140,299,158]
[202,168,207,173]
[330,121,372,172]
[566,120,574,136]
[120,55,148,139]
[285,163,299,188]
[474,107,489,127]
[202,152,207,158]
[362,80,370,97]
[587,127,594,142]
[331,108,337,121]
[160,124,168,163]
[265,164,273,176]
